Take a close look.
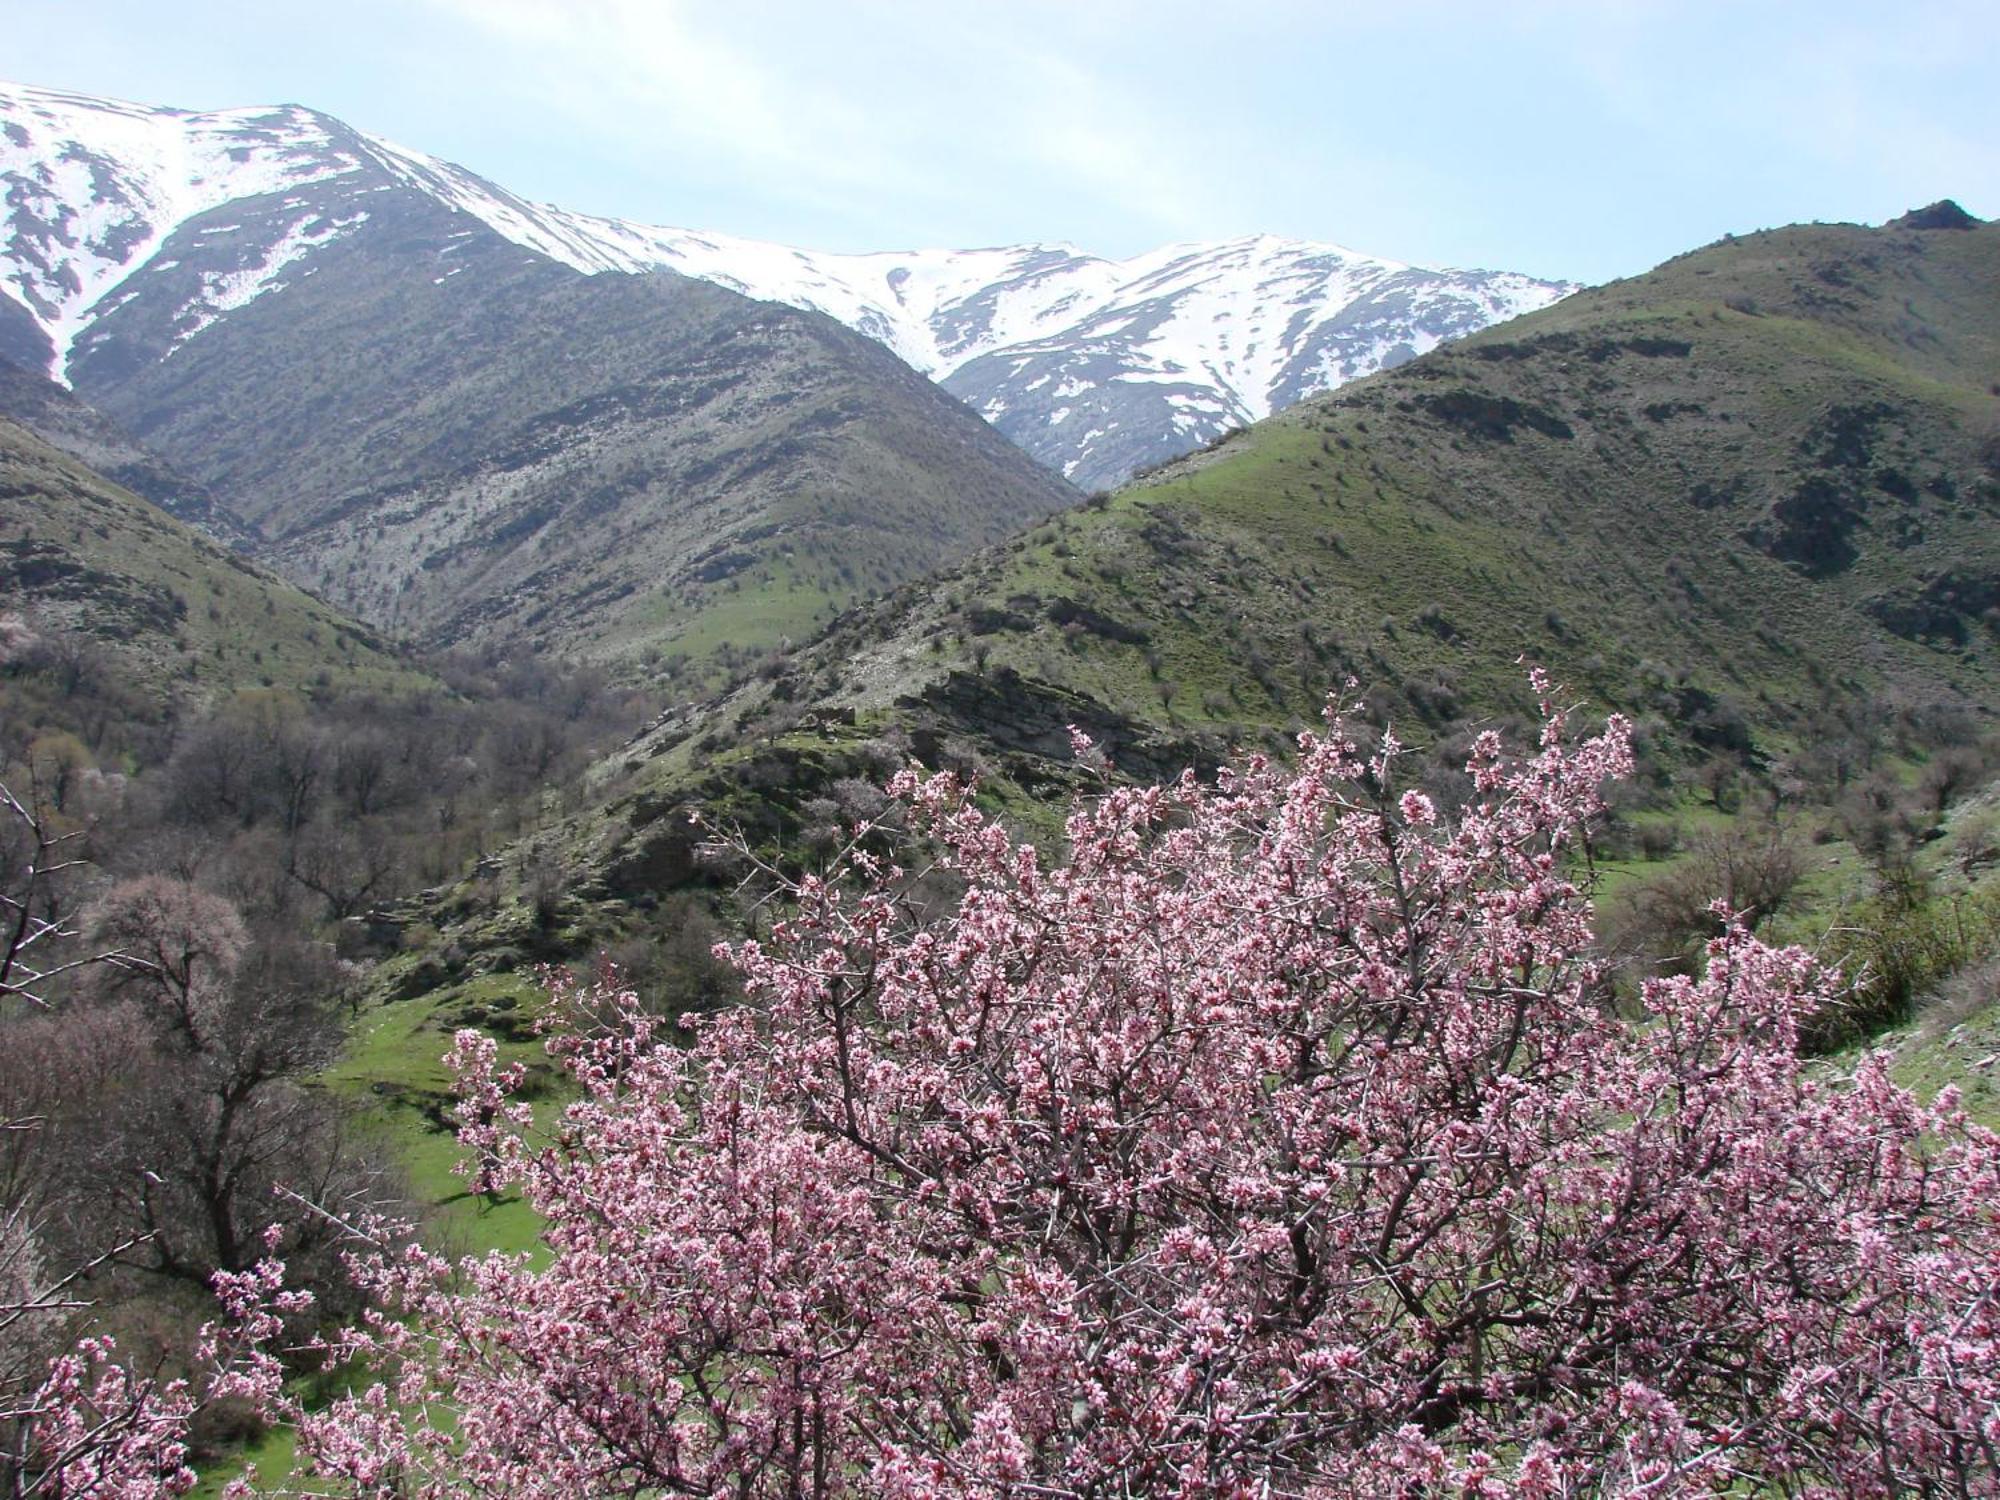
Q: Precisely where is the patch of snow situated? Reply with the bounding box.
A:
[0,81,372,380]
[196,210,365,316]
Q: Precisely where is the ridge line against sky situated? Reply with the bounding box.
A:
[9,0,1998,285]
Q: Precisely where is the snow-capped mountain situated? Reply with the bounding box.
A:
[0,81,1082,667]
[1,81,1575,489]
[475,218,1572,488]
[0,86,370,375]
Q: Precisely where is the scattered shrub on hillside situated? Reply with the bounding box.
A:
[1922,949,2000,1038]
[1816,889,2000,1050]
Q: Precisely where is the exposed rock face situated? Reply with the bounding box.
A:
[1891,200,1981,231]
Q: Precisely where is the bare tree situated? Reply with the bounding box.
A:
[1920,746,1988,815]
[329,728,399,819]
[83,878,247,1049]
[158,716,259,827]
[63,886,355,1286]
[1606,819,1816,975]
[284,818,405,920]
[0,780,118,1012]
[0,789,186,1494]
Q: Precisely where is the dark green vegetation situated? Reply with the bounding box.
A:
[66,192,1077,679]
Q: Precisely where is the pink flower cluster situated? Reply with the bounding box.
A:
[293,690,1999,1495]
[16,1249,298,1498]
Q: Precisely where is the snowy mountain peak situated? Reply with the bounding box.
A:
[0,82,375,374]
[0,80,1578,487]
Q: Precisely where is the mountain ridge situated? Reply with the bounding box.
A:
[0,79,1574,487]
[565,212,2000,900]
[30,170,1082,673]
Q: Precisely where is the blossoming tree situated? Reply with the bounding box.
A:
[1,1252,295,1498]
[295,687,1999,1495]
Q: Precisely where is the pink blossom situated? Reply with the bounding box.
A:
[275,689,2000,1496]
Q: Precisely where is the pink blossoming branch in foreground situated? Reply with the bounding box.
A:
[58,684,2000,1495]
[7,1246,299,1498]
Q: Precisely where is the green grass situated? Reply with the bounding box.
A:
[633,564,853,674]
[324,972,558,1257]
[188,969,571,1494]
[1887,998,2000,1130]
[192,1423,300,1498]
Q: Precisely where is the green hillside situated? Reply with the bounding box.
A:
[891,214,1998,737]
[0,418,421,701]
[538,213,1999,911]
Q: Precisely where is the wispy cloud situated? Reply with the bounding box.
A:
[38,0,1990,277]
[410,0,1241,246]
[414,0,929,221]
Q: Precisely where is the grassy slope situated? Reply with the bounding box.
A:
[0,357,250,540]
[0,419,424,699]
[565,218,1995,876]
[324,969,552,1257]
[1871,782,2000,1128]
[1892,998,2000,1130]
[914,218,1994,738]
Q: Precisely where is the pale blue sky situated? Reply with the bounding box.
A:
[9,0,1997,284]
